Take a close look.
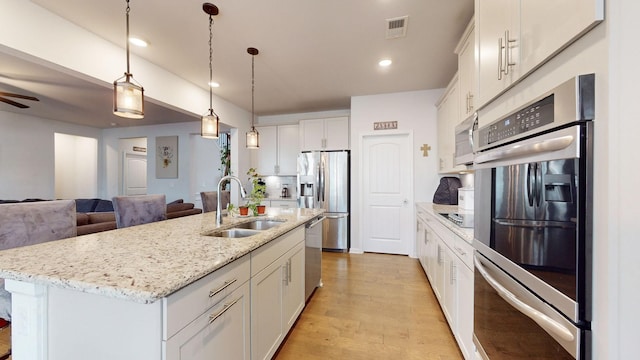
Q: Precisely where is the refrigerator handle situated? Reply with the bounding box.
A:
[535,162,543,207]
[320,159,325,203]
[527,163,535,206]
[316,162,321,203]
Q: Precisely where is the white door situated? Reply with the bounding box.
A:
[123,152,147,195]
[362,133,412,255]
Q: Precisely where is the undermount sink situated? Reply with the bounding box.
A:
[233,220,285,231]
[206,228,263,238]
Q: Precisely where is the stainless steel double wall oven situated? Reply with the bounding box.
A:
[472,74,594,359]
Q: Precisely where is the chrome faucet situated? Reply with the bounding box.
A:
[216,175,248,226]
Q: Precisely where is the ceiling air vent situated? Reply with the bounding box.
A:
[386,16,409,39]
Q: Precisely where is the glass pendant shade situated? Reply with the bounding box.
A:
[201,110,219,139]
[113,76,144,119]
[246,127,259,149]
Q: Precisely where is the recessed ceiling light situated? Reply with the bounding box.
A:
[209,81,220,88]
[129,37,148,47]
[378,59,392,67]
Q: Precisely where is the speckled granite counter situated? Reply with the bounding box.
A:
[0,207,323,304]
[416,202,474,243]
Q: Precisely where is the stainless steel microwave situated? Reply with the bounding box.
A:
[454,112,477,166]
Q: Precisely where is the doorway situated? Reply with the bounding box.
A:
[118,138,147,196]
[54,133,98,199]
[361,132,413,255]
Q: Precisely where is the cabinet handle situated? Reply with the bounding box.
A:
[208,297,242,324]
[283,265,289,285]
[209,278,237,298]
[288,259,292,283]
[498,37,504,80]
[454,246,466,256]
[450,262,456,284]
[504,30,516,75]
[468,93,474,112]
[437,245,443,265]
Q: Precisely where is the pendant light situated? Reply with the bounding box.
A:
[246,47,259,149]
[201,3,220,139]
[113,0,144,119]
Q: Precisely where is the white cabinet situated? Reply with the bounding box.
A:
[456,18,476,119]
[437,75,466,173]
[299,117,349,151]
[415,205,474,360]
[251,227,305,360]
[477,0,520,107]
[163,254,251,360]
[252,125,299,176]
[283,241,305,330]
[477,0,604,107]
[455,236,474,360]
[164,282,250,360]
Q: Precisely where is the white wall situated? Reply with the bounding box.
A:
[607,0,640,357]
[0,110,102,200]
[350,89,443,255]
[54,133,98,199]
[102,117,252,204]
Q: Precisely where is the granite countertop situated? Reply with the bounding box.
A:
[0,208,324,304]
[416,202,474,243]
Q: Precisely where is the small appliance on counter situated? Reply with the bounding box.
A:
[281,184,289,198]
[457,187,474,210]
[433,177,462,205]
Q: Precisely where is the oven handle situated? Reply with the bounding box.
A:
[475,134,574,165]
[493,219,576,229]
[473,254,575,342]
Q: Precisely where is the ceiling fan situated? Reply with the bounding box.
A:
[0,91,39,109]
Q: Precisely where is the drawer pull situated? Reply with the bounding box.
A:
[454,246,467,256]
[208,297,241,324]
[209,278,237,298]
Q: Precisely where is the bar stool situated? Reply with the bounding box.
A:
[112,194,167,228]
[0,199,77,359]
[200,190,230,213]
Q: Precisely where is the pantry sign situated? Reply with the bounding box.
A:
[373,121,398,130]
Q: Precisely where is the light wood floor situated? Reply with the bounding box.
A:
[275,252,463,360]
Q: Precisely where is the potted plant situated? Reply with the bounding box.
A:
[218,146,231,190]
[246,167,266,216]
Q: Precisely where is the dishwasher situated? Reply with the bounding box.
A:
[305,215,325,301]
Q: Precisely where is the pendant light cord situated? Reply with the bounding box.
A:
[125,0,131,78]
[208,14,213,113]
[251,53,255,129]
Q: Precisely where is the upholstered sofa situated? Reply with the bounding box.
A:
[0,198,202,236]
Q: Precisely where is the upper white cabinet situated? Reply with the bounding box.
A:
[299,117,349,151]
[252,124,299,176]
[477,0,520,107]
[455,18,476,119]
[436,75,466,174]
[477,0,604,107]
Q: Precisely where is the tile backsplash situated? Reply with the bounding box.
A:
[260,175,297,199]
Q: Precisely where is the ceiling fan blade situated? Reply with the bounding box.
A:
[0,91,39,101]
[0,96,30,108]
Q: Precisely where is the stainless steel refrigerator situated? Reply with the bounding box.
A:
[297,150,349,251]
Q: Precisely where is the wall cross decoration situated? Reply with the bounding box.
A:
[420,144,431,157]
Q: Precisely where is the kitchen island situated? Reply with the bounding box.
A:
[0,207,323,360]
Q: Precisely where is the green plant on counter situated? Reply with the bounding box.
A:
[246,167,266,215]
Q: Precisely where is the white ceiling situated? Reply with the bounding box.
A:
[0,0,473,129]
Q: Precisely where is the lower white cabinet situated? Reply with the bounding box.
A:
[251,227,305,360]
[164,282,251,360]
[416,205,474,360]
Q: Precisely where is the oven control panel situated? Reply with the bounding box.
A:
[478,94,554,147]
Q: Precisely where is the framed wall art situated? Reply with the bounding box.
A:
[156,136,178,179]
